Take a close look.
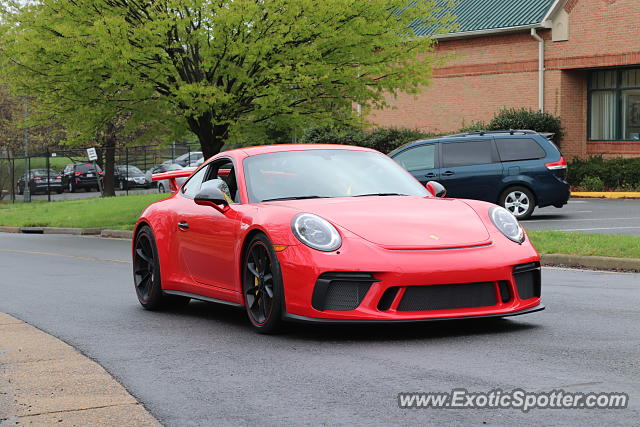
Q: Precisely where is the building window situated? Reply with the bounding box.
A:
[589,68,640,141]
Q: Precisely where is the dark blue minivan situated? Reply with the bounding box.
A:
[389,130,570,219]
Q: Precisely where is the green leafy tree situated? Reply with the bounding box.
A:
[2,0,453,159]
[0,2,188,196]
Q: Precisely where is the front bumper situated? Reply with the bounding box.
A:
[284,303,545,324]
[277,233,542,322]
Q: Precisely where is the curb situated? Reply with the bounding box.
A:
[541,253,640,272]
[101,229,134,239]
[571,191,640,199]
[0,313,160,426]
[6,226,103,235]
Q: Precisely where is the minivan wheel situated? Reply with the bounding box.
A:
[500,186,535,220]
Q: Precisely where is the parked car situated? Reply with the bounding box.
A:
[114,165,150,190]
[162,151,203,167]
[62,163,103,193]
[146,163,185,192]
[389,130,569,219]
[17,169,64,195]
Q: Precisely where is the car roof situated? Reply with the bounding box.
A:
[227,143,377,157]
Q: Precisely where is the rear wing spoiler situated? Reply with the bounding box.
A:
[152,170,193,193]
[151,168,230,193]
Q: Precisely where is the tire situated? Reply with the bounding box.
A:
[158,183,165,193]
[499,186,536,220]
[56,188,64,194]
[242,232,285,334]
[119,180,125,191]
[68,181,76,193]
[17,185,23,195]
[133,225,190,310]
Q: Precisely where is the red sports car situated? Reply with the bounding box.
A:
[133,144,543,333]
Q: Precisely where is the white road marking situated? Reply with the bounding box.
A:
[527,217,640,223]
[558,226,640,232]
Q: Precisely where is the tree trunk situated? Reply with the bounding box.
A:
[187,113,228,159]
[101,122,117,197]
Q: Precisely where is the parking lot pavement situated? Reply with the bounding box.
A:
[522,198,640,236]
[22,187,158,201]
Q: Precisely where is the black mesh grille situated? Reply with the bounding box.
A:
[397,282,497,311]
[513,263,541,300]
[312,273,376,311]
[324,281,372,311]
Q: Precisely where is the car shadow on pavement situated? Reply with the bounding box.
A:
[161,300,541,342]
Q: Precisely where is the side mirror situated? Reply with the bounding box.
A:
[194,179,230,212]
[426,181,446,198]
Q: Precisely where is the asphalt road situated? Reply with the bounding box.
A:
[523,198,640,236]
[0,234,638,426]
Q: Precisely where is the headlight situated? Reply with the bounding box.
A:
[291,213,341,252]
[489,206,524,243]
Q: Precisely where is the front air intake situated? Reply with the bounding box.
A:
[312,272,377,311]
[513,262,541,300]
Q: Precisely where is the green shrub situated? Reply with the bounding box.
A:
[579,176,605,192]
[301,126,437,154]
[487,108,564,146]
[568,155,640,190]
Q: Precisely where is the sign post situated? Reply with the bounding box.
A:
[87,148,103,196]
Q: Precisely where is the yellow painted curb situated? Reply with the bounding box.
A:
[571,191,640,199]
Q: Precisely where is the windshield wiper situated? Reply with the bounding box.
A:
[352,193,408,197]
[261,195,327,202]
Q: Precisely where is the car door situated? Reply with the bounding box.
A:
[438,139,504,201]
[391,143,439,185]
[175,160,241,291]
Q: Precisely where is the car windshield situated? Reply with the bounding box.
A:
[243,149,429,203]
[164,164,183,171]
[31,169,55,176]
[119,165,144,174]
[76,164,101,173]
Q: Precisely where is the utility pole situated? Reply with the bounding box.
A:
[23,100,30,203]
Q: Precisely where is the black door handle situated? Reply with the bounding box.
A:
[424,172,436,178]
[178,221,189,230]
[442,171,455,176]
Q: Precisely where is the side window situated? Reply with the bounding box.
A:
[393,144,436,171]
[495,138,546,162]
[181,166,209,199]
[442,141,495,167]
[209,159,240,203]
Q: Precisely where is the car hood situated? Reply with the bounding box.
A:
[267,196,491,250]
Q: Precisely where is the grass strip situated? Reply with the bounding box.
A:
[527,230,640,259]
[0,193,165,230]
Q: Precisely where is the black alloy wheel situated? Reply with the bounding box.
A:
[243,233,284,333]
[133,225,189,310]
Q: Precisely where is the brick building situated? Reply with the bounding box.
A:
[369,0,640,159]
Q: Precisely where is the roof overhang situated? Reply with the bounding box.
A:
[435,22,550,40]
[434,0,566,41]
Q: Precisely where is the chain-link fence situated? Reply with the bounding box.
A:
[0,142,201,202]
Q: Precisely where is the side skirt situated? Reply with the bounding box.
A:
[163,290,243,308]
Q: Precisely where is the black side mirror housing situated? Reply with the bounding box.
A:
[426,181,447,198]
[194,179,230,212]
